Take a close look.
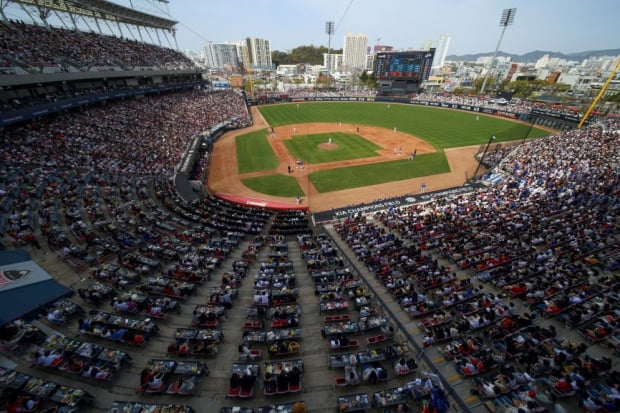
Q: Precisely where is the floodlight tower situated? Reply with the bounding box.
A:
[325,21,335,74]
[479,8,516,95]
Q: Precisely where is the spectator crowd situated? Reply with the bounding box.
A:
[0,20,196,72]
[330,118,618,412]
[1,88,251,245]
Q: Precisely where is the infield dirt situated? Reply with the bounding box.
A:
[207,106,481,212]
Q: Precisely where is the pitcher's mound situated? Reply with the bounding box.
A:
[319,143,338,150]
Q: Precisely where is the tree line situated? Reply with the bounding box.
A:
[272,45,342,66]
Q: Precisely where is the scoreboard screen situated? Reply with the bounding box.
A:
[374,49,435,81]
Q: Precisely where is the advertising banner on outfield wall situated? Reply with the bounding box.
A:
[530,108,581,124]
[248,96,522,120]
[313,183,484,222]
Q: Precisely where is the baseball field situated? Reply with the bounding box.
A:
[207,102,551,212]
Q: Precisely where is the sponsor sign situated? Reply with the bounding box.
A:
[314,184,480,222]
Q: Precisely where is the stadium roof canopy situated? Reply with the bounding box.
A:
[7,0,177,31]
[0,250,73,325]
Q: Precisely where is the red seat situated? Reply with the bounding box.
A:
[166,380,180,395]
[333,377,347,387]
[56,360,70,371]
[239,348,263,362]
[289,382,301,393]
[226,385,240,398]
[192,319,217,328]
[95,371,112,381]
[244,320,263,330]
[239,386,254,398]
[145,382,165,394]
[329,339,360,351]
[367,334,387,345]
[272,319,287,328]
[324,314,351,323]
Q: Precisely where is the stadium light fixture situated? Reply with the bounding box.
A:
[479,8,516,95]
[325,21,335,80]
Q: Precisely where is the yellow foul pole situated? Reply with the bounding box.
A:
[578,59,620,128]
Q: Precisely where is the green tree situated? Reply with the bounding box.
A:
[358,70,377,89]
[549,82,571,93]
[244,79,254,96]
[497,79,511,92]
[272,51,289,66]
[604,92,620,104]
[271,45,343,65]
[472,76,494,95]
[509,80,536,98]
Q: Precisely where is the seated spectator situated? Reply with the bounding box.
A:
[113,300,129,312]
[241,372,256,393]
[178,341,191,356]
[381,324,396,338]
[66,357,85,372]
[229,372,242,389]
[363,366,378,384]
[129,332,145,346]
[394,358,410,375]
[36,350,63,367]
[148,372,165,390]
[287,366,301,386]
[178,375,198,394]
[109,328,126,341]
[238,343,258,361]
[45,309,66,324]
[344,365,360,385]
[264,372,277,393]
[276,371,288,392]
[94,367,113,381]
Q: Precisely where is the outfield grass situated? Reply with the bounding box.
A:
[284,132,382,163]
[236,129,279,173]
[241,174,305,197]
[258,102,550,149]
[309,152,450,192]
[235,103,552,195]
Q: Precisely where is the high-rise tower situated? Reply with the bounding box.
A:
[343,32,368,71]
[433,34,451,68]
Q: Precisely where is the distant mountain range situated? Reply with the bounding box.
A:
[446,49,620,63]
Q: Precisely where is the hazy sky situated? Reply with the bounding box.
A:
[161,0,619,55]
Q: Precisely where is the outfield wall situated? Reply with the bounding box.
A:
[248,95,581,129]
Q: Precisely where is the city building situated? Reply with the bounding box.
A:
[203,42,240,72]
[245,37,272,71]
[365,54,375,71]
[323,53,343,73]
[476,55,511,66]
[343,32,368,71]
[433,35,451,69]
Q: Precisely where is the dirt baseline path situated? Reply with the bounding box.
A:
[208,106,481,212]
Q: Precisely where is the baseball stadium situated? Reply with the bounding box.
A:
[0,1,618,413]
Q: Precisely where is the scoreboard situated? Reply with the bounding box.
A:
[374,49,435,81]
